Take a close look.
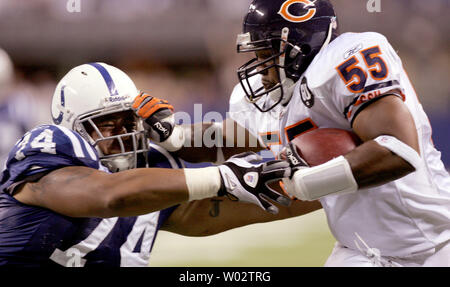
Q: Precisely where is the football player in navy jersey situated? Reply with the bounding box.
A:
[0,62,321,267]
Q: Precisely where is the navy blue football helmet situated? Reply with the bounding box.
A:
[237,0,338,112]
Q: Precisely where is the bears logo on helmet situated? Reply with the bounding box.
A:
[278,0,317,23]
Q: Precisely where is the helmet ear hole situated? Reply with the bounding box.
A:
[292,57,302,71]
[300,44,312,56]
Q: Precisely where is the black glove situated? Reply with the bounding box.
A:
[218,152,292,214]
[132,92,175,142]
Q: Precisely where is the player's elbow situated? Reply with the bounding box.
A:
[392,157,416,178]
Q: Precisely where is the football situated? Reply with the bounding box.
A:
[289,128,362,166]
[270,128,361,195]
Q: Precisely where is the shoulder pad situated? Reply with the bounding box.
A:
[305,32,392,89]
[0,125,100,192]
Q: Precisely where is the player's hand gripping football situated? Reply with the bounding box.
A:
[281,141,358,201]
[132,92,184,152]
[279,143,310,200]
[280,142,309,173]
[217,152,292,214]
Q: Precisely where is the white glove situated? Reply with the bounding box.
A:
[218,152,292,214]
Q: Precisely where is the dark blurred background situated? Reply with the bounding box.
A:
[0,0,449,167]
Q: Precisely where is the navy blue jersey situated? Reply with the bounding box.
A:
[0,125,181,266]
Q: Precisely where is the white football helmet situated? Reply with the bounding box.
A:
[51,62,149,172]
[0,48,13,89]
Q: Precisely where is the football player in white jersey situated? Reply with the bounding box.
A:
[0,62,327,266]
[138,0,450,266]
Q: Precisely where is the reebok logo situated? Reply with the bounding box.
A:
[153,122,169,136]
[108,95,130,102]
[286,149,300,165]
[344,43,363,60]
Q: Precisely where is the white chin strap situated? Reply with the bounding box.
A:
[269,27,295,106]
[318,17,337,54]
[101,155,134,173]
[268,77,295,105]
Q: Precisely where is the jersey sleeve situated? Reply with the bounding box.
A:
[327,33,406,125]
[147,142,184,169]
[0,124,100,194]
[228,80,264,139]
[228,83,252,130]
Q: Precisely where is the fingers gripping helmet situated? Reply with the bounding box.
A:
[51,62,149,172]
[237,0,338,112]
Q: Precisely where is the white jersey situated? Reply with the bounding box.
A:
[229,32,450,258]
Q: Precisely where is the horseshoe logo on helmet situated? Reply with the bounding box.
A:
[278,0,316,23]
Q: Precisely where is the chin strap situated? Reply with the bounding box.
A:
[318,17,337,55]
[101,155,134,173]
[269,27,296,106]
[280,78,295,105]
[268,77,295,105]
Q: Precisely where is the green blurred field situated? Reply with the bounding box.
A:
[149,210,336,267]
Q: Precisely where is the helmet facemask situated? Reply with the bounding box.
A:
[237,29,297,112]
[74,103,149,173]
[237,9,338,113]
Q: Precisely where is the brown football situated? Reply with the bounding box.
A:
[269,128,361,196]
[289,128,362,166]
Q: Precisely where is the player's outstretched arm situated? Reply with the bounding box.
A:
[161,195,322,237]
[15,166,190,218]
[174,118,265,163]
[283,95,420,201]
[132,93,264,163]
[14,152,291,218]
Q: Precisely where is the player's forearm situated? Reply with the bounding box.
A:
[283,142,416,201]
[345,140,415,189]
[284,95,421,201]
[348,95,419,189]
[162,196,321,236]
[175,145,263,163]
[99,167,225,217]
[19,166,222,218]
[102,168,190,217]
[175,119,265,163]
